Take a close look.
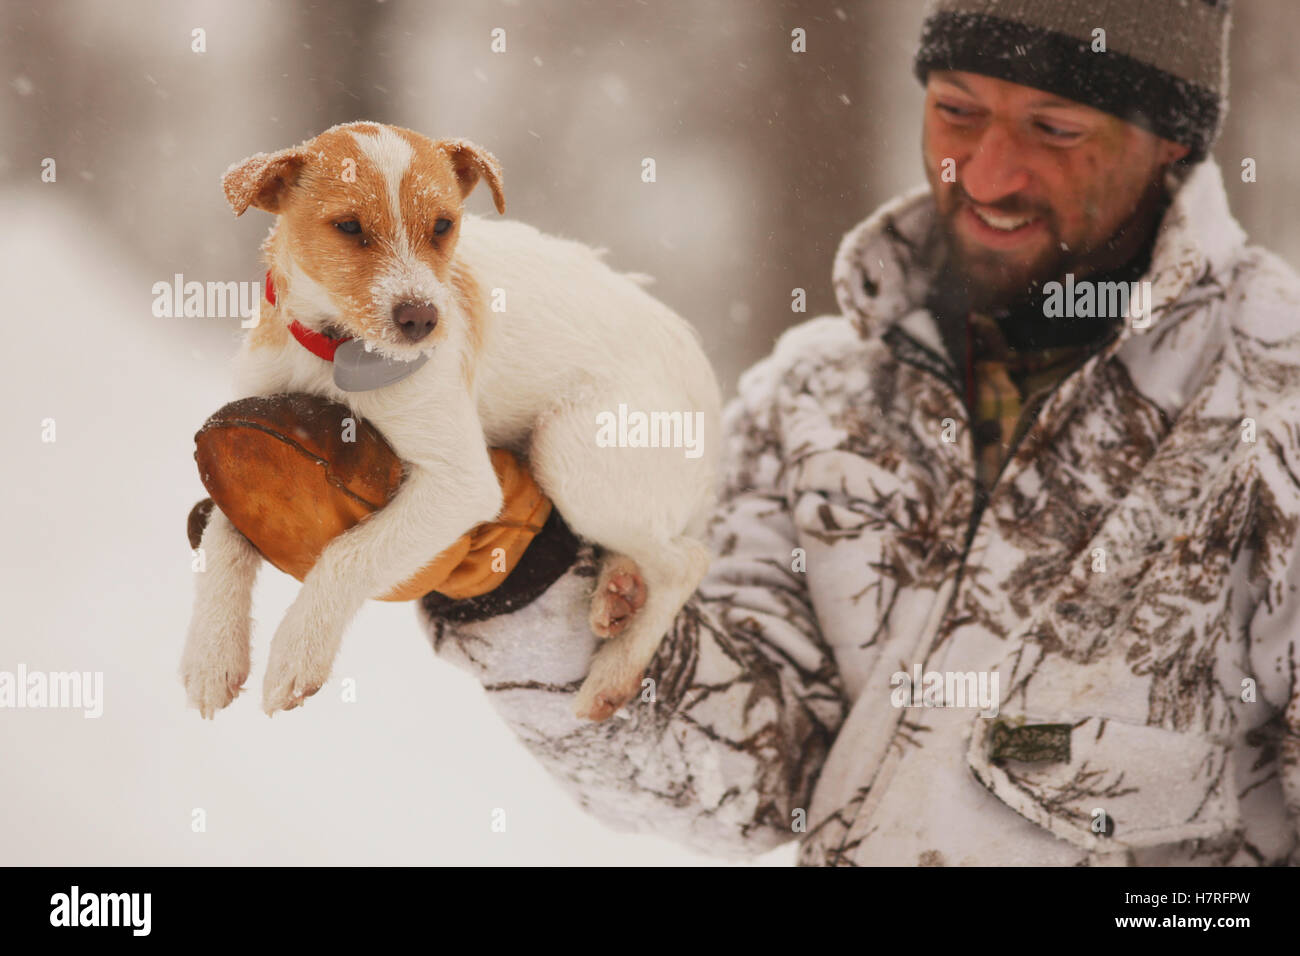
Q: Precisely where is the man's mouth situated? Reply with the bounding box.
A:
[972,207,1038,231]
[960,203,1046,250]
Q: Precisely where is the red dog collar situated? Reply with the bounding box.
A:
[288,320,351,362]
[264,269,353,362]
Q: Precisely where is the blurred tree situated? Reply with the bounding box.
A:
[1218,0,1300,267]
[291,0,396,127]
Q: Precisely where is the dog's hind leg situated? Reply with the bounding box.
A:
[588,553,647,638]
[573,537,710,721]
[526,384,718,720]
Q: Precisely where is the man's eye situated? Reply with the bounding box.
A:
[335,220,362,235]
[433,218,453,236]
[1036,122,1083,141]
[937,102,977,119]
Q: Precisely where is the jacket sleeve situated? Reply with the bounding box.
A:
[1248,391,1300,861]
[417,347,847,858]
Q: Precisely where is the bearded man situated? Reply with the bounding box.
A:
[196,0,1300,866]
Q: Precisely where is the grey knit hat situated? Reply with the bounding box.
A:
[914,0,1232,162]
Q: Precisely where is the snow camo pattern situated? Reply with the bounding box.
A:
[421,157,1300,866]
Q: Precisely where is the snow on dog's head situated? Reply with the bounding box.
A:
[223,122,504,360]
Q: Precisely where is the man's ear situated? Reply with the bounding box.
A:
[1160,139,1192,167]
[222,145,309,216]
[442,139,506,214]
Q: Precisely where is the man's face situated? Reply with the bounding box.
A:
[922,70,1190,312]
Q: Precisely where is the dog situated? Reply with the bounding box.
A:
[179,122,721,722]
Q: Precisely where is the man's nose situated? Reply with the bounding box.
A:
[959,123,1031,205]
[392,302,438,342]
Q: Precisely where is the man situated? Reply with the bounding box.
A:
[200,0,1300,865]
[417,0,1300,866]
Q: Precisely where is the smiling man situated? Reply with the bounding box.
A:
[410,0,1300,866]
[923,71,1186,312]
[222,0,1300,865]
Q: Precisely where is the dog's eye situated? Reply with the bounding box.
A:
[433,218,453,236]
[335,220,362,235]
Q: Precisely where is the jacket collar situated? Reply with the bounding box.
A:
[831,158,1246,353]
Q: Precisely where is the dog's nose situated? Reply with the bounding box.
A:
[393,302,438,342]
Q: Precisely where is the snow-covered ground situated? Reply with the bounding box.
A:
[0,189,791,865]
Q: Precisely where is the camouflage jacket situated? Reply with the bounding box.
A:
[418,157,1300,866]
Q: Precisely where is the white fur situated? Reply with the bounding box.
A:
[284,256,340,327]
[179,510,262,718]
[183,136,721,721]
[351,127,413,231]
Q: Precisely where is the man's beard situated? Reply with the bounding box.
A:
[928,180,1170,317]
[929,191,1067,315]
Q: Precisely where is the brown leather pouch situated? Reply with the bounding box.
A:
[188,394,549,601]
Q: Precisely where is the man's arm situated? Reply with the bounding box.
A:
[1249,392,1300,859]
[419,348,848,858]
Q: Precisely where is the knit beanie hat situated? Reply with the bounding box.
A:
[914,0,1232,162]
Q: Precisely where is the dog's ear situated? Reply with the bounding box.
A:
[222,146,309,216]
[442,140,505,215]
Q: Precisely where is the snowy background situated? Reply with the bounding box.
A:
[2,0,1298,866]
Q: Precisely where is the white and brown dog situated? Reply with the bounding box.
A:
[180,121,721,722]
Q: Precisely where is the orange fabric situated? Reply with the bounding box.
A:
[380,449,551,601]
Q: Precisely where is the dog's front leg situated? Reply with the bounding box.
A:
[180,510,262,717]
[261,447,503,714]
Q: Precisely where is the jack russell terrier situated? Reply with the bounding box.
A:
[180,121,721,722]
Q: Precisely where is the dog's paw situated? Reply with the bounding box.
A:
[261,644,328,715]
[573,642,645,722]
[179,616,251,720]
[261,607,338,715]
[587,557,646,639]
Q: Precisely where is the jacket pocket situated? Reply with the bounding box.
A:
[967,712,1242,852]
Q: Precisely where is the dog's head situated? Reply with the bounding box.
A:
[223,122,504,359]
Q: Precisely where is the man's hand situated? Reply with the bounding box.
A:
[186,393,550,601]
